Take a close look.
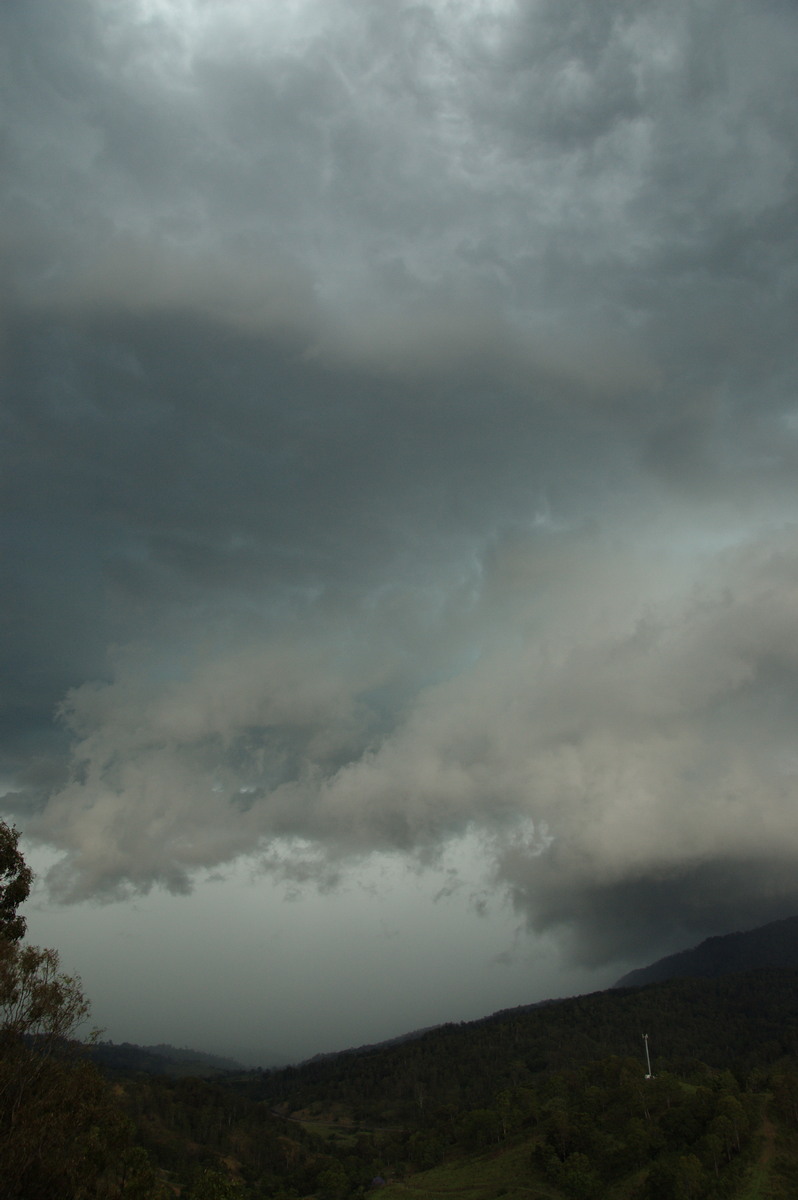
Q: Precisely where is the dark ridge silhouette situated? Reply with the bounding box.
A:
[614,914,798,988]
[88,1040,244,1076]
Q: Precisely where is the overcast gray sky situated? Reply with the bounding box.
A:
[4,0,798,1063]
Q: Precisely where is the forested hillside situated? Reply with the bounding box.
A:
[249,969,798,1122]
[218,968,798,1198]
[4,818,798,1198]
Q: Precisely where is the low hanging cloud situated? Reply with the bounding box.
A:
[26,525,798,963]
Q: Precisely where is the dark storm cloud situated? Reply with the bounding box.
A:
[4,0,798,964]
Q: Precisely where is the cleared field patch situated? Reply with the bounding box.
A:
[378,1139,563,1200]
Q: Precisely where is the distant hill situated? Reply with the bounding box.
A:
[301,1024,442,1065]
[89,1040,245,1075]
[614,914,798,988]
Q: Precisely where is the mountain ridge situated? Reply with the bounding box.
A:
[614,913,798,988]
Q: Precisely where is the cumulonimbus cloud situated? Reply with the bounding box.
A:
[5,0,798,973]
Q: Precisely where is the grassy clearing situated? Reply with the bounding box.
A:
[736,1107,779,1200]
[378,1140,563,1200]
[299,1121,363,1147]
[737,1163,772,1200]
